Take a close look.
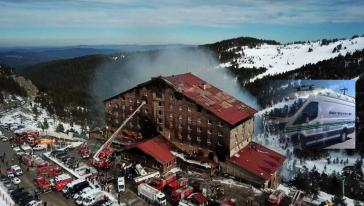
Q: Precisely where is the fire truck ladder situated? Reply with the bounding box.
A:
[93,101,146,161]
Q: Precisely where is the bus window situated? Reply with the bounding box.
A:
[294,102,318,125]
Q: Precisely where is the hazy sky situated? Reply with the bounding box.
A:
[1,0,364,46]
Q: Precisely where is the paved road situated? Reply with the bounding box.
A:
[0,126,76,206]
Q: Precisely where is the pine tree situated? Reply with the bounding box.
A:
[43,118,49,130]
[332,194,346,206]
[56,123,65,133]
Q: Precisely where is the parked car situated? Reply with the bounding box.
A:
[11,165,23,176]
[1,136,8,142]
[19,196,34,206]
[10,187,25,197]
[12,177,21,184]
[6,168,15,178]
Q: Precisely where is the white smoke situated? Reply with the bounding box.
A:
[92,47,260,110]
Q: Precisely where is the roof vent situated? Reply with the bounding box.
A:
[200,83,209,90]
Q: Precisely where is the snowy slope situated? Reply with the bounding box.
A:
[0,96,83,135]
[220,36,364,81]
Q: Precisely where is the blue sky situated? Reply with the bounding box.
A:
[0,0,364,46]
[300,80,356,97]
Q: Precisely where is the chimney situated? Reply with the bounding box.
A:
[201,83,207,90]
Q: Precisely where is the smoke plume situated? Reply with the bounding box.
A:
[92,47,259,110]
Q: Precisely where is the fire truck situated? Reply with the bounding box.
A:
[92,101,146,169]
[154,173,177,190]
[34,176,52,193]
[171,186,194,203]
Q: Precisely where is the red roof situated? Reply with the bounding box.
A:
[135,136,175,165]
[228,142,286,180]
[163,73,256,126]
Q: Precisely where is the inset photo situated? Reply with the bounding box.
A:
[258,80,356,149]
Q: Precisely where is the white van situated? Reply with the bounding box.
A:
[280,89,355,148]
[82,191,105,206]
[117,177,125,192]
[75,188,101,205]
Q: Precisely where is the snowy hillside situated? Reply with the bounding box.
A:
[220,36,364,81]
[0,95,83,136]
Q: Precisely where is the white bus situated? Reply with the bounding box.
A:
[274,89,355,148]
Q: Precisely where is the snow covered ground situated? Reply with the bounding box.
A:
[306,190,360,206]
[220,36,364,81]
[171,151,211,169]
[278,184,362,206]
[0,96,83,136]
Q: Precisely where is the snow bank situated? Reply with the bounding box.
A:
[0,98,83,136]
[305,190,361,206]
[171,151,211,168]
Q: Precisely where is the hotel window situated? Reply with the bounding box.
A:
[158,126,162,131]
[218,121,222,127]
[188,107,191,112]
[187,117,191,123]
[179,106,182,111]
[178,133,182,140]
[178,124,182,130]
[207,130,212,135]
[130,122,134,128]
[169,122,173,128]
[158,118,162,123]
[137,124,141,129]
[188,125,192,131]
[169,114,173,119]
[169,105,173,111]
[145,108,148,114]
[197,127,201,133]
[122,105,125,110]
[207,138,211,144]
[197,136,201,142]
[197,119,201,124]
[208,119,212,125]
[129,106,133,111]
[179,115,182,121]
[158,101,162,106]
[158,110,162,115]
[218,132,222,137]
[136,99,140,104]
[197,105,202,112]
[187,134,191,141]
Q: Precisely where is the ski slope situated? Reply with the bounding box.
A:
[220,36,364,81]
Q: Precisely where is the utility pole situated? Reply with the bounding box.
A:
[340,88,348,95]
